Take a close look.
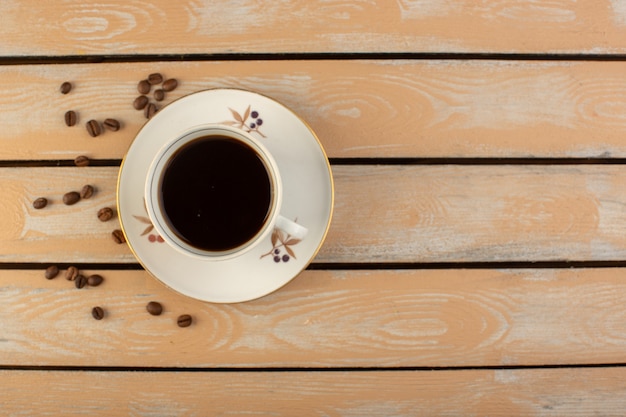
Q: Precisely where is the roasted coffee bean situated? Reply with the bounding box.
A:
[75,274,87,289]
[144,103,158,119]
[133,95,149,110]
[80,184,95,199]
[148,73,163,85]
[153,89,165,102]
[162,78,178,92]
[112,229,126,244]
[33,197,48,209]
[63,191,80,205]
[60,81,72,94]
[86,120,102,137]
[177,314,192,328]
[87,274,104,287]
[64,110,77,126]
[91,306,104,320]
[45,265,59,280]
[98,207,114,222]
[103,118,120,132]
[74,155,90,167]
[66,266,79,281]
[146,301,163,316]
[137,79,151,94]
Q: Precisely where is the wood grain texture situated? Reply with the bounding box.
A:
[6,0,626,412]
[327,164,626,263]
[2,165,625,264]
[3,60,626,160]
[3,0,626,55]
[0,167,127,263]
[3,367,626,416]
[3,268,626,367]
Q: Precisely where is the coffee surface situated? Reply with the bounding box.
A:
[161,136,272,251]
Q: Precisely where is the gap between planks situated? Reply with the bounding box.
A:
[4,363,626,372]
[4,157,626,168]
[3,260,626,271]
[4,52,626,65]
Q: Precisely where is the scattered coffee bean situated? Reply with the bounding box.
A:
[92,306,104,320]
[177,314,192,328]
[75,274,87,289]
[63,191,81,205]
[137,79,151,94]
[97,207,114,222]
[103,118,120,132]
[80,184,95,199]
[148,73,164,85]
[74,155,90,167]
[60,81,72,94]
[153,89,165,102]
[45,265,59,280]
[133,95,149,110]
[112,229,126,244]
[146,301,163,316]
[33,197,48,209]
[87,274,104,287]
[65,266,79,281]
[162,78,178,92]
[144,103,158,119]
[64,110,77,127]
[86,120,102,137]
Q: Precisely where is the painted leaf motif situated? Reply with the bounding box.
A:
[133,215,152,225]
[229,108,243,123]
[285,238,301,246]
[285,245,296,259]
[271,229,280,247]
[141,225,154,236]
[276,229,286,244]
[220,120,239,126]
[242,105,251,122]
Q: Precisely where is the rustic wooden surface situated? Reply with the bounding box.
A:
[4,61,626,159]
[5,368,626,416]
[4,0,626,55]
[2,165,626,263]
[3,0,626,415]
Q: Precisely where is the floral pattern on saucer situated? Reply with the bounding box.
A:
[260,225,302,263]
[221,105,266,138]
[134,201,164,243]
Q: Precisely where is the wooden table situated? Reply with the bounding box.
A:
[3,1,626,415]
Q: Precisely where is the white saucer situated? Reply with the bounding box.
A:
[117,88,334,303]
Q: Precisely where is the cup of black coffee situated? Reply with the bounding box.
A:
[145,124,306,259]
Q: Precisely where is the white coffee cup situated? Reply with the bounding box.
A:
[145,124,307,261]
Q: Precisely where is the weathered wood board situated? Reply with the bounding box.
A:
[2,268,626,368]
[2,61,626,160]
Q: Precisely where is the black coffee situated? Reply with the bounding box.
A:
[160,135,272,252]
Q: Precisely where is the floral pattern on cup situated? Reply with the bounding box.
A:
[134,202,164,243]
[221,105,266,138]
[260,224,302,263]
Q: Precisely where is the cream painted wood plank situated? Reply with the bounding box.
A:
[2,165,626,264]
[3,268,626,367]
[3,1,626,55]
[3,368,626,416]
[3,60,626,160]
[0,167,129,263]
[326,164,626,263]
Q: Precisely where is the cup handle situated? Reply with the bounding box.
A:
[275,215,308,240]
